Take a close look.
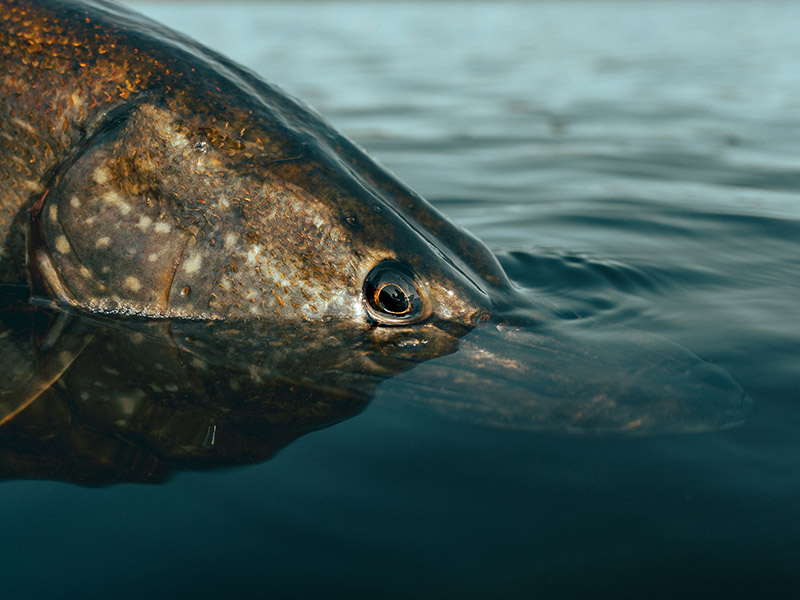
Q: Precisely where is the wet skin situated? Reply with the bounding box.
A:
[0,286,458,485]
[0,286,746,485]
[1,0,509,326]
[0,0,750,448]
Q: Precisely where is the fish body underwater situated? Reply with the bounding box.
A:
[0,0,750,451]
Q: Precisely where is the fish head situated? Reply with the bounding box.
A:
[28,98,510,337]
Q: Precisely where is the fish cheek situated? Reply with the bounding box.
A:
[162,228,235,318]
[30,145,190,315]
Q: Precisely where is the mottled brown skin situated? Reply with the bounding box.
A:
[0,0,751,447]
[1,0,514,325]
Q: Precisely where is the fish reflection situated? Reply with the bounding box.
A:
[0,285,458,485]
[0,285,750,486]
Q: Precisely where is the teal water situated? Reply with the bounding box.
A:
[2,1,799,597]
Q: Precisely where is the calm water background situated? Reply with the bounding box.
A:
[3,1,799,597]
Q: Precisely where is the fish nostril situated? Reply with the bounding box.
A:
[473,312,492,328]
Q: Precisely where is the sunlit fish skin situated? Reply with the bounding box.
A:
[0,0,751,438]
[0,0,512,325]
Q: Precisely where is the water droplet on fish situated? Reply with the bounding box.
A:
[397,338,426,349]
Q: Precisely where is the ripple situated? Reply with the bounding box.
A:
[498,248,663,296]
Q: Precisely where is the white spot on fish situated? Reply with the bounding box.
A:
[95,237,111,249]
[183,253,203,274]
[245,244,262,265]
[70,195,81,208]
[224,232,238,248]
[116,390,146,416]
[137,216,152,230]
[55,235,70,254]
[102,191,132,215]
[48,205,58,223]
[93,167,110,185]
[148,252,160,262]
[123,276,141,292]
[155,221,171,234]
[168,132,189,150]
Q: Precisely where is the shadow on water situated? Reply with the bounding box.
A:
[0,280,750,487]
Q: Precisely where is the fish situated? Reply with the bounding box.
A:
[0,285,456,484]
[1,0,511,326]
[0,286,747,485]
[0,0,751,458]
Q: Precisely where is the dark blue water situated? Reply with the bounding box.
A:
[3,1,799,597]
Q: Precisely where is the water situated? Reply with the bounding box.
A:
[2,1,799,597]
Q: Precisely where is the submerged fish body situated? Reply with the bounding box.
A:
[0,286,461,484]
[0,0,750,455]
[0,287,748,485]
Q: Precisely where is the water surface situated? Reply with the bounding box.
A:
[2,1,799,597]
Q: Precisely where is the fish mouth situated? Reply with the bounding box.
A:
[370,318,752,435]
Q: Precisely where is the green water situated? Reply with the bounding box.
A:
[2,1,799,597]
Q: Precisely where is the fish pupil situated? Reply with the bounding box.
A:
[378,284,410,315]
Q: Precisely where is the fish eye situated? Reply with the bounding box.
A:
[363,261,429,325]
